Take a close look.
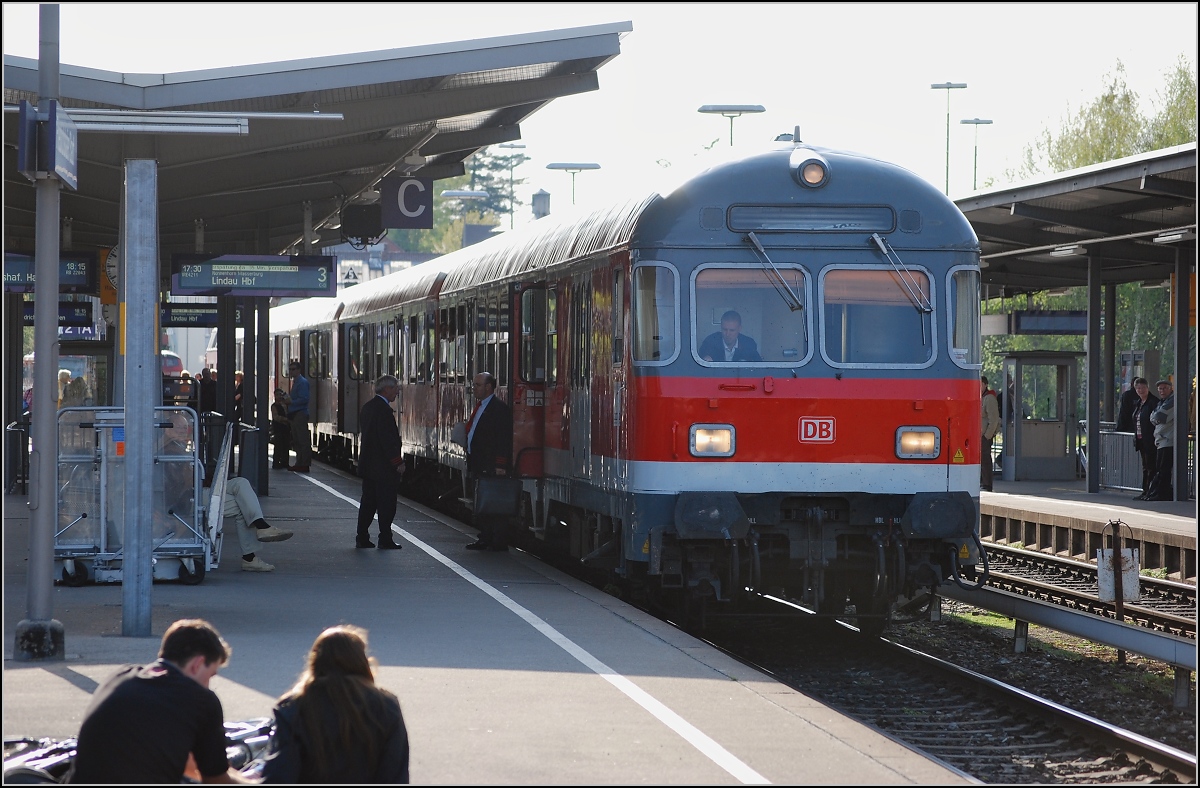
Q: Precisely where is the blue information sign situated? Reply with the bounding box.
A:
[4,251,99,294]
[171,254,336,297]
[22,301,93,327]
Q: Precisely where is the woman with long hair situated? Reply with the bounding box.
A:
[261,625,409,783]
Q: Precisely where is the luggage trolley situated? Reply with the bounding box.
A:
[54,406,226,585]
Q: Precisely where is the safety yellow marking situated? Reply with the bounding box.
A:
[952,448,964,463]
[642,538,650,554]
[959,544,970,559]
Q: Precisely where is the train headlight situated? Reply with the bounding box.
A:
[690,424,735,457]
[791,148,830,188]
[896,427,940,459]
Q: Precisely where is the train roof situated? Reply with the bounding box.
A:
[437,194,660,295]
[270,296,343,334]
[338,255,462,322]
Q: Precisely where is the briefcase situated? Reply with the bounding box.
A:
[474,477,522,517]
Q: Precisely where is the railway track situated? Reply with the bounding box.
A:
[696,605,1197,784]
[981,543,1196,638]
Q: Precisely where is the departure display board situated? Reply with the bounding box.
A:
[170,254,336,297]
[4,251,98,294]
[22,301,93,326]
[160,303,245,327]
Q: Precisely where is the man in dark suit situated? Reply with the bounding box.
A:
[355,375,405,550]
[464,372,513,552]
[698,310,762,362]
[1130,377,1160,500]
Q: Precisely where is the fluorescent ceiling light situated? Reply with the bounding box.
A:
[1152,230,1196,244]
[1050,245,1087,257]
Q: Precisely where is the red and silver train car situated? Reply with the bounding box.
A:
[274,137,987,633]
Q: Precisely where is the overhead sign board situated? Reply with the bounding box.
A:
[1009,310,1087,336]
[381,175,434,229]
[4,251,99,294]
[170,254,336,297]
[160,303,245,327]
[22,301,93,327]
[45,100,79,191]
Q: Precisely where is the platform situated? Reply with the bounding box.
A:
[3,465,970,785]
[981,479,1196,582]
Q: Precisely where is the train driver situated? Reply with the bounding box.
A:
[699,309,762,363]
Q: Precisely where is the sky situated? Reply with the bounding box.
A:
[3,2,1197,228]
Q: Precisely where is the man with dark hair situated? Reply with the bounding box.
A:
[698,309,762,362]
[287,360,312,473]
[356,375,405,550]
[68,619,254,784]
[1131,377,1160,500]
[464,372,514,551]
[1146,379,1176,501]
[980,376,1000,492]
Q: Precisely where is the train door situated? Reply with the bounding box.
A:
[569,279,592,479]
[511,282,546,477]
[338,322,360,436]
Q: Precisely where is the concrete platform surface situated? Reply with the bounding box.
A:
[4,465,971,785]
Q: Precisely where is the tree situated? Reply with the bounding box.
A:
[986,56,1197,415]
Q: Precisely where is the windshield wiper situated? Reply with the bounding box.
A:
[745,232,804,312]
[870,232,932,344]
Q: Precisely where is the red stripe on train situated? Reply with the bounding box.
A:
[626,376,980,464]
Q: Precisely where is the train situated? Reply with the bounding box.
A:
[270,135,989,634]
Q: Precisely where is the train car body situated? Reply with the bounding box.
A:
[273,139,986,633]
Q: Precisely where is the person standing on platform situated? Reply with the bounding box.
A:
[980,376,1000,492]
[1131,377,1160,500]
[1116,382,1140,433]
[260,625,409,784]
[355,375,405,550]
[464,372,513,552]
[66,619,255,784]
[271,388,292,469]
[287,360,312,473]
[197,367,218,413]
[1147,379,1175,501]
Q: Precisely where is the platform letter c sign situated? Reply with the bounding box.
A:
[381,175,434,229]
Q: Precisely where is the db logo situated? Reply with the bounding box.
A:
[799,417,835,443]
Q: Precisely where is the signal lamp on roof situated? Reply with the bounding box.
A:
[791,149,829,188]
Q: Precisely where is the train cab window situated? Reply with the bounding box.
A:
[520,288,546,382]
[632,263,678,365]
[948,267,981,368]
[820,267,934,367]
[545,288,558,385]
[691,265,809,366]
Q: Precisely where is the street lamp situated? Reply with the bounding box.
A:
[498,142,526,229]
[960,118,993,191]
[545,162,600,205]
[698,104,765,146]
[930,82,967,195]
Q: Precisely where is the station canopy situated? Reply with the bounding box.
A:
[2,21,631,258]
[955,143,1196,297]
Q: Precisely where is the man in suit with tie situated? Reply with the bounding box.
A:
[698,310,762,363]
[355,375,405,550]
[465,372,513,551]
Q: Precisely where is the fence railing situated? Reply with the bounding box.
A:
[1096,429,1195,497]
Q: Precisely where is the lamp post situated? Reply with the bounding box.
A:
[498,142,526,229]
[545,162,600,205]
[960,118,992,191]
[930,82,967,195]
[698,104,765,146]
